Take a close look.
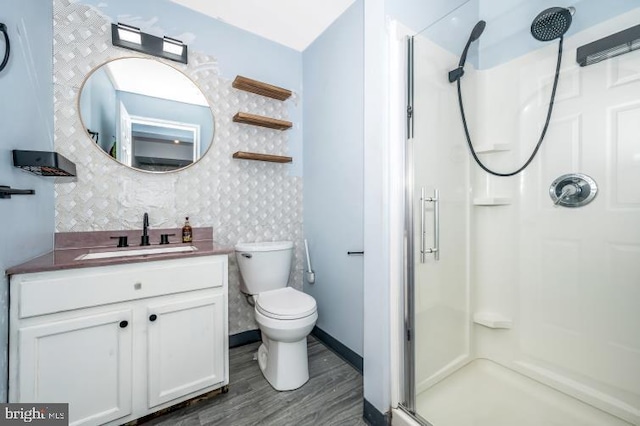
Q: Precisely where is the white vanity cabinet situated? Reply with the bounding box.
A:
[9,255,229,426]
[146,293,226,408]
[17,308,135,426]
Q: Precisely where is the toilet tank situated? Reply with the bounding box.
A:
[235,241,294,295]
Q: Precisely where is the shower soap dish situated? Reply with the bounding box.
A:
[475,143,510,153]
[473,312,512,329]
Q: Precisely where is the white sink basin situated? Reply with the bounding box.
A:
[75,245,198,261]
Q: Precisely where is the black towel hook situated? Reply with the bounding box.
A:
[0,23,10,73]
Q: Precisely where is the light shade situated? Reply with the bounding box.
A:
[163,37,185,56]
[111,23,188,64]
[116,23,141,44]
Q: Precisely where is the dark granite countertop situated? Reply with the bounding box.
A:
[6,227,233,276]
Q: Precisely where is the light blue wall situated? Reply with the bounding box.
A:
[303,0,364,357]
[385,0,471,34]
[414,0,481,69]
[78,0,303,176]
[0,0,54,401]
[385,0,482,68]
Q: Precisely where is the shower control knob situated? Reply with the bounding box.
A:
[550,173,597,207]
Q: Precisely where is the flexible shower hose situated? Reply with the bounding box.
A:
[0,23,10,73]
[457,37,564,177]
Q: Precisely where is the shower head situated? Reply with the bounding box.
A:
[469,20,487,43]
[531,6,575,42]
[459,20,486,67]
[449,20,486,83]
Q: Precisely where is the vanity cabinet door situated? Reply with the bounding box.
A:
[18,309,134,426]
[146,293,226,408]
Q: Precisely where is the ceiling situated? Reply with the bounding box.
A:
[105,58,208,106]
[168,0,356,51]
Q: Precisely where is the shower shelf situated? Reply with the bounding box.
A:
[473,312,512,329]
[473,197,512,206]
[475,143,511,153]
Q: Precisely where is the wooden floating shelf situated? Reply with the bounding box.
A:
[233,112,292,131]
[232,75,292,101]
[232,151,292,163]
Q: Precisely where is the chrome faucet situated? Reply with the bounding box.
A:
[141,212,150,246]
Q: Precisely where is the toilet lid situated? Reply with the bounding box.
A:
[235,241,293,252]
[256,288,317,320]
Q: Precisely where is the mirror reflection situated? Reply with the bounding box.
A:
[79,57,214,172]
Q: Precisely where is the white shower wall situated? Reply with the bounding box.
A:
[472,9,640,424]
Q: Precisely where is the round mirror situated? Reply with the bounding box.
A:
[78,57,214,172]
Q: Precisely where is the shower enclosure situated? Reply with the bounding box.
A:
[401,1,640,425]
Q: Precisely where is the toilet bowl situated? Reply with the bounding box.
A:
[235,241,318,391]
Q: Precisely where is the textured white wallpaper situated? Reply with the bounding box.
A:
[53,0,304,335]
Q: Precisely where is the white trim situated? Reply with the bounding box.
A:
[129,115,201,161]
[387,18,411,409]
[363,0,392,413]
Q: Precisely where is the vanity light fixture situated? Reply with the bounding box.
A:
[111,23,188,64]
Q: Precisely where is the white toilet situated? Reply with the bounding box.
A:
[235,241,318,391]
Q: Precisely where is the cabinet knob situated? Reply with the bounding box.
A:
[149,314,157,322]
[119,320,128,328]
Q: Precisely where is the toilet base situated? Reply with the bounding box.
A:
[258,337,310,391]
[254,308,317,391]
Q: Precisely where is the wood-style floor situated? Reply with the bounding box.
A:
[146,336,367,426]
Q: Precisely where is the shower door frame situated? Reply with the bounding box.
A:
[403,34,416,414]
[397,34,433,426]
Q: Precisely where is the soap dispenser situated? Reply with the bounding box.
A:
[182,217,193,243]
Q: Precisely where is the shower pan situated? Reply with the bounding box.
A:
[400,1,640,425]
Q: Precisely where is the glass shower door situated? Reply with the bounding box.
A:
[407,18,472,421]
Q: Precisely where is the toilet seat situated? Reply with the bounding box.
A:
[235,241,294,252]
[256,288,317,320]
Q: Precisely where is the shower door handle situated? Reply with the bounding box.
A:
[420,188,440,262]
